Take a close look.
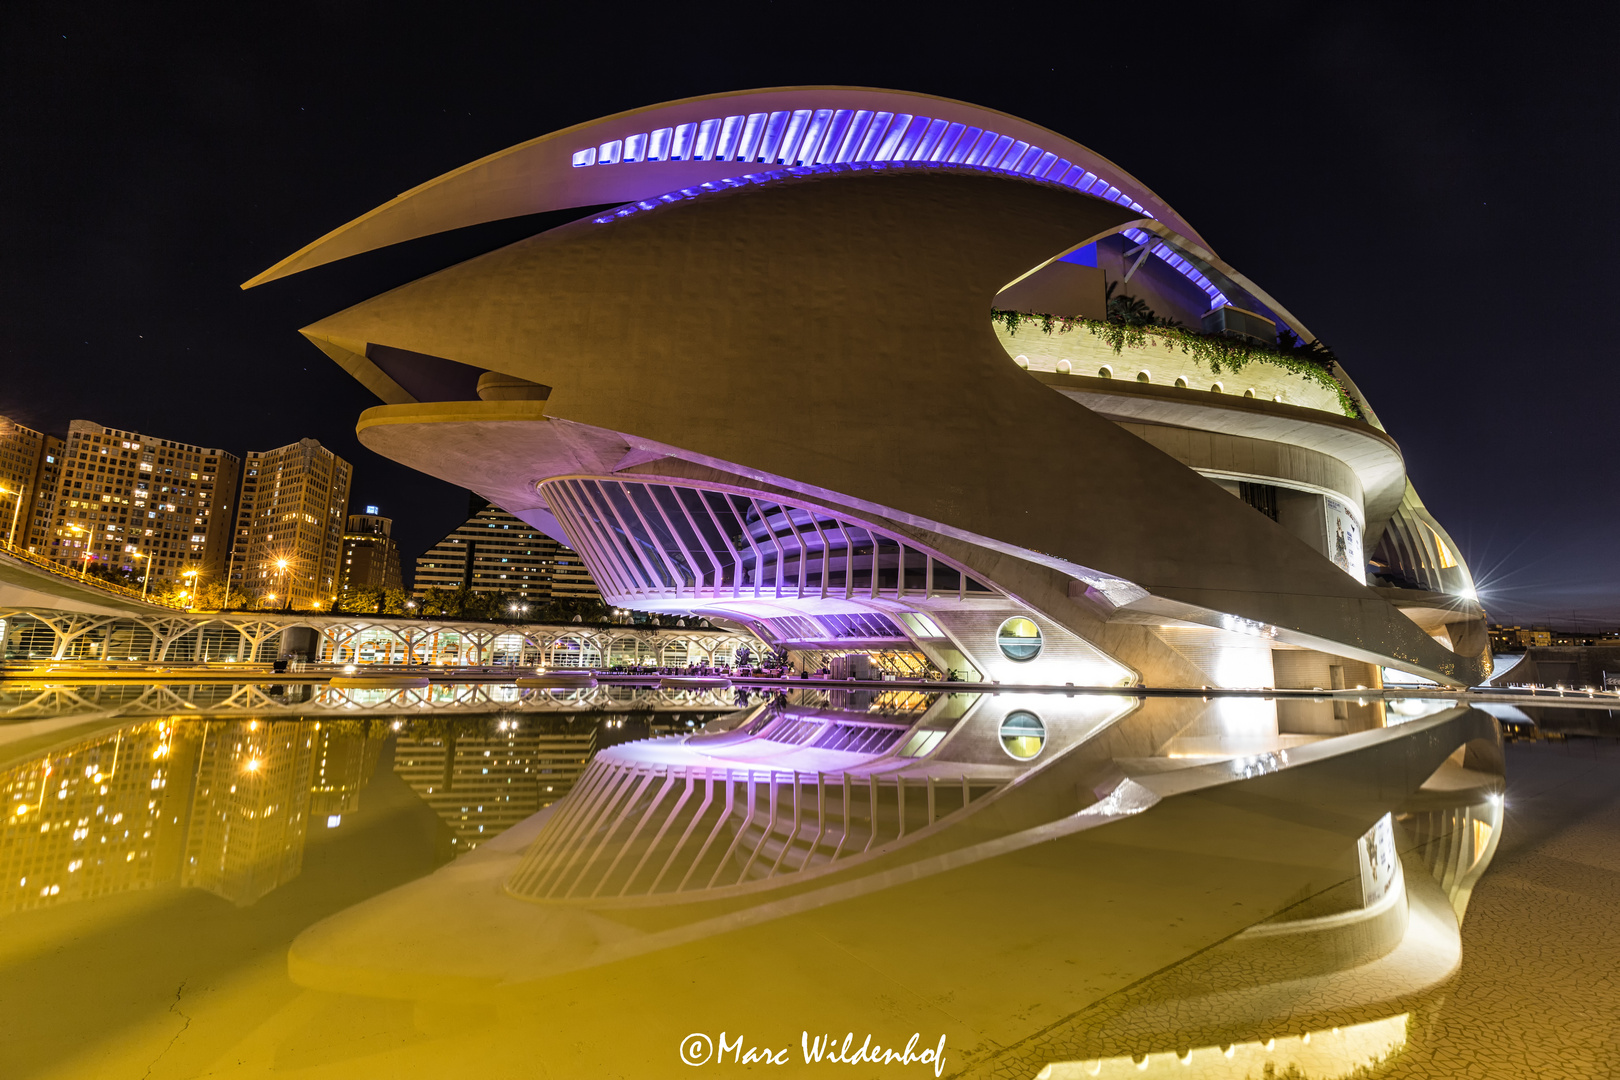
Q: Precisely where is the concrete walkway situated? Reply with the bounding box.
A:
[1386,736,1620,1078]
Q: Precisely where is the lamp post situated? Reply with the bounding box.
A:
[181,568,199,612]
[275,558,291,612]
[65,523,94,579]
[0,483,23,550]
[134,551,151,601]
[221,543,238,611]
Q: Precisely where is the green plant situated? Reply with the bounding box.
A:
[990,308,1362,418]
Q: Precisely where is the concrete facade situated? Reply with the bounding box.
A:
[252,87,1488,690]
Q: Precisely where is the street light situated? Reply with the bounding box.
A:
[274,558,291,612]
[0,483,24,549]
[64,523,94,579]
[133,551,151,601]
[181,569,200,611]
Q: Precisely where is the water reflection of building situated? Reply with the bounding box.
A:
[0,722,185,910]
[393,716,599,852]
[0,717,386,913]
[181,720,317,906]
[310,722,388,817]
[391,713,725,851]
[282,688,1508,1080]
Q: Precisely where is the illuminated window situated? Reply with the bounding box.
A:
[996,617,1042,661]
[1000,710,1046,759]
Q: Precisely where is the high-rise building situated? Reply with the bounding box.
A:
[22,435,65,554]
[234,438,353,609]
[0,415,46,547]
[413,501,598,602]
[338,507,404,596]
[38,420,239,588]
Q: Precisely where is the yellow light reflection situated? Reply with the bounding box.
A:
[1037,1014,1408,1078]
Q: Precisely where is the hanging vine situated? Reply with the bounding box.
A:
[990,308,1362,419]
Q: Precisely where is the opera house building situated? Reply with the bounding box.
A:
[253,85,1485,696]
[244,88,1505,1077]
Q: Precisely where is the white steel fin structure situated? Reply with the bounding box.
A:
[256,88,1507,1078]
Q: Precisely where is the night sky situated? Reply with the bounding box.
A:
[3,4,1616,624]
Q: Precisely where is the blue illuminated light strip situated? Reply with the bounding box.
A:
[589,160,1043,226]
[571,105,1242,308]
[573,106,1147,213]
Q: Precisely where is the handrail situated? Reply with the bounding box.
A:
[0,540,185,610]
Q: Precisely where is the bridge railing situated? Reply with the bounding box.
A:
[0,540,184,610]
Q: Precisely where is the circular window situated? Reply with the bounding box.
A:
[1000,710,1046,760]
[996,616,1042,661]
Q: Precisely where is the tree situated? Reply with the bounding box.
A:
[192,580,249,610]
[84,561,142,589]
[336,585,384,613]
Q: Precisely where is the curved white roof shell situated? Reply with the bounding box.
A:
[243,86,1210,289]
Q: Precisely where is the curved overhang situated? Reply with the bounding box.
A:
[242,85,1206,289]
[1030,372,1407,536]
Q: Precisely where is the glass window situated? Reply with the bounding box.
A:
[1000,710,1046,760]
[997,616,1042,661]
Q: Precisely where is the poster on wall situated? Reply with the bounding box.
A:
[1324,496,1365,580]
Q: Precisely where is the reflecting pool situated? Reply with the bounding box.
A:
[0,684,1545,1078]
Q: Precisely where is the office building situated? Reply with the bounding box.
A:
[338,506,404,596]
[234,438,353,609]
[412,501,598,602]
[35,419,239,587]
[0,415,46,548]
